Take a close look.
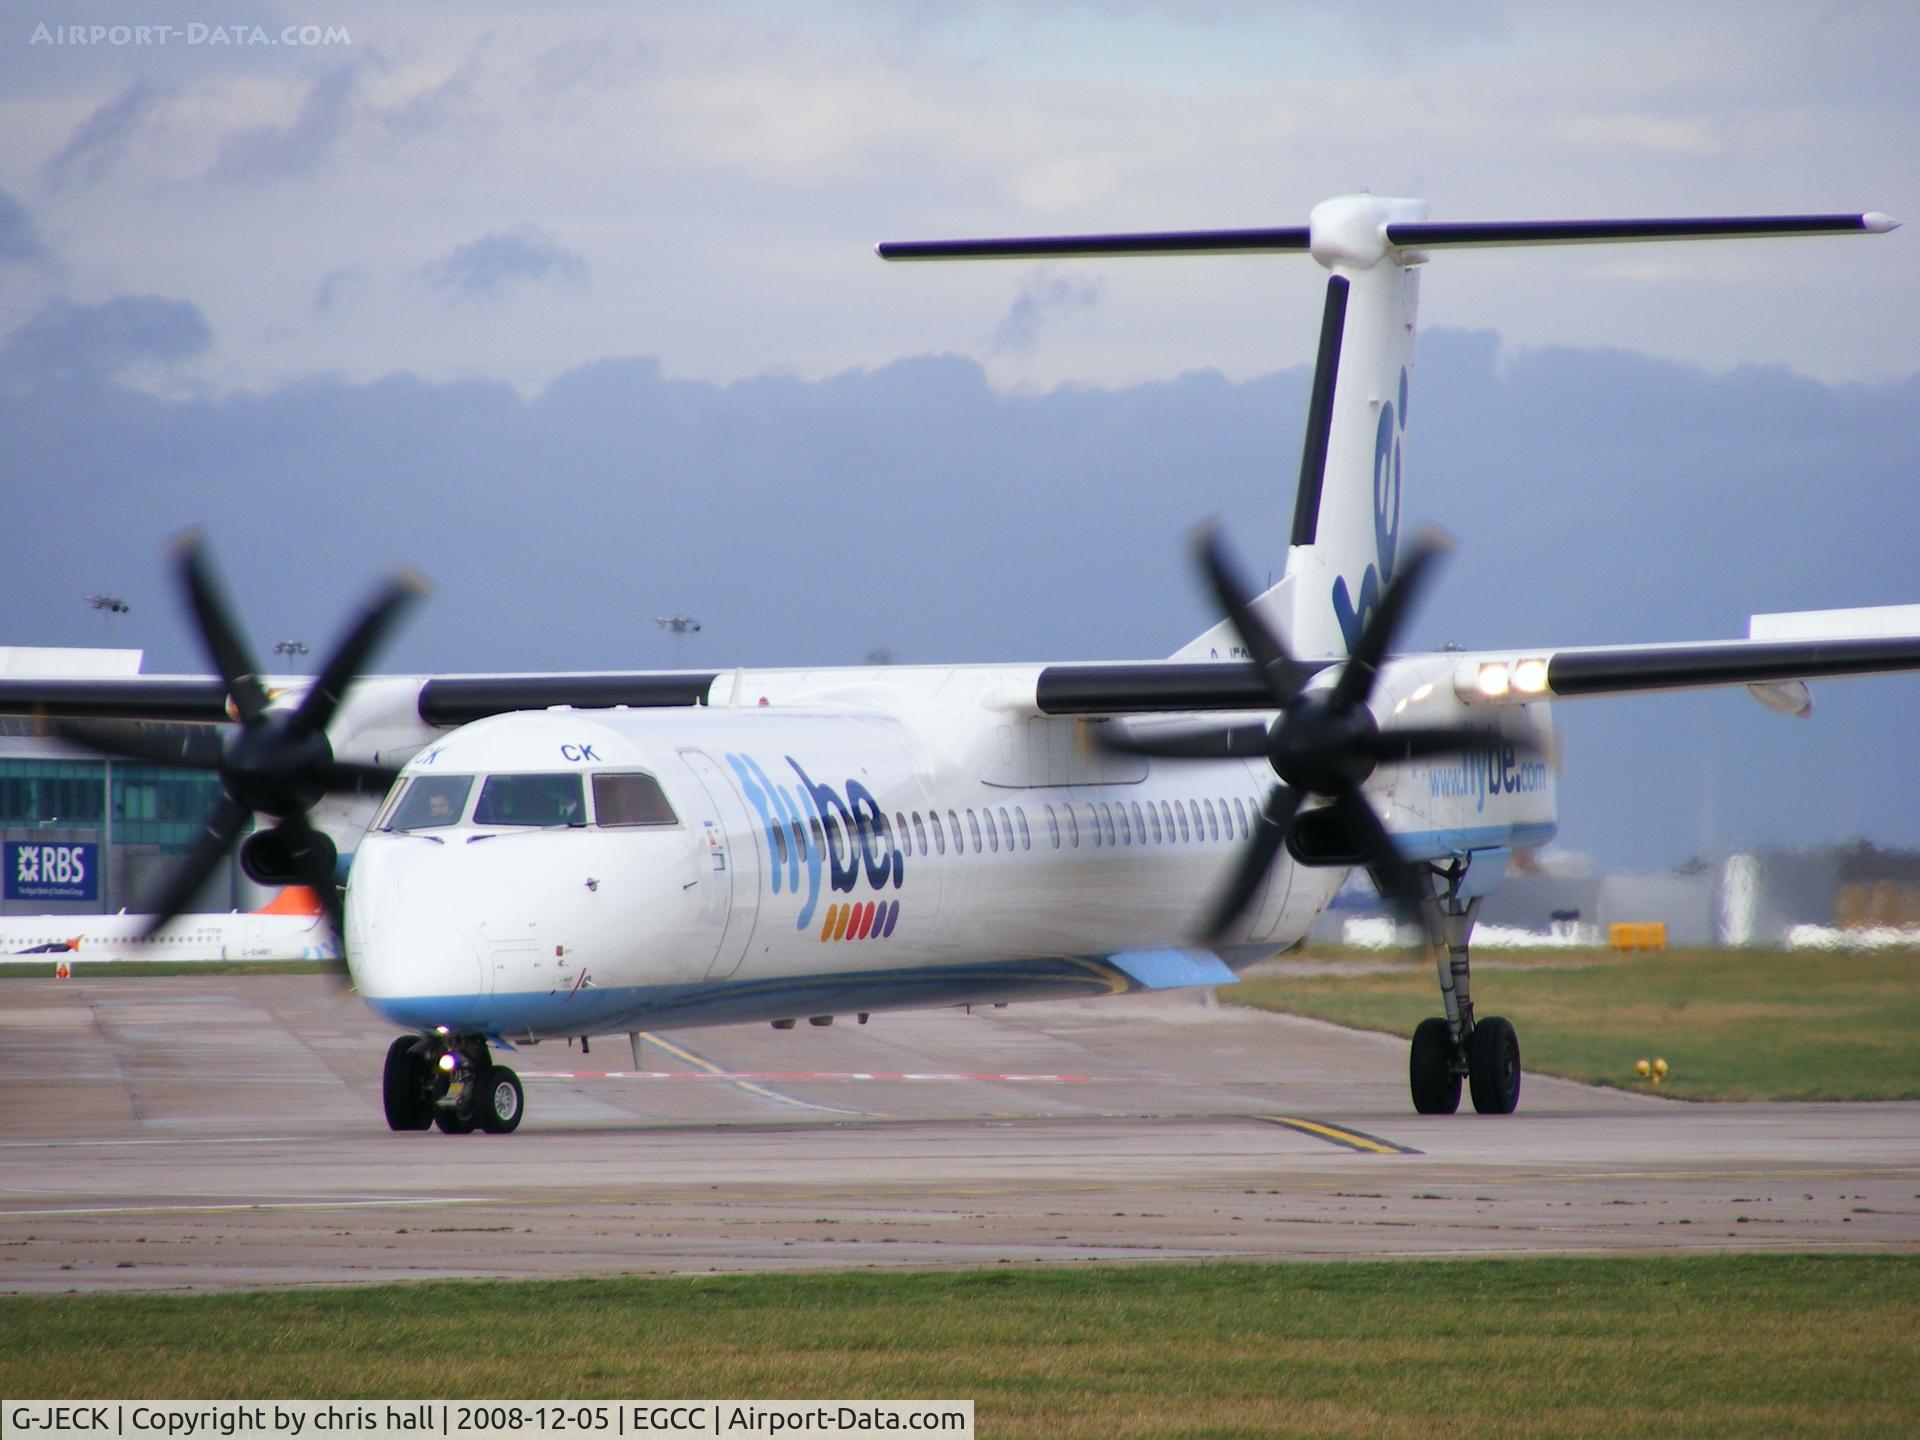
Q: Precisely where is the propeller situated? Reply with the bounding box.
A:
[59,532,425,961]
[1106,524,1528,943]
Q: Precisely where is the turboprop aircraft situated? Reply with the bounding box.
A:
[4,195,1915,1136]
[0,888,338,965]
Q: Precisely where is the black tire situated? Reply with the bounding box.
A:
[434,1104,477,1134]
[382,1036,433,1131]
[478,1065,524,1134]
[1409,1017,1461,1115]
[1468,1015,1522,1115]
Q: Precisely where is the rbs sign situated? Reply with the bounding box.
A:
[6,842,99,903]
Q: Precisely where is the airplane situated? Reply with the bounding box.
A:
[0,887,339,965]
[3,194,1914,1137]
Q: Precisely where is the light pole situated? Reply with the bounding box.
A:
[273,640,310,668]
[85,594,130,644]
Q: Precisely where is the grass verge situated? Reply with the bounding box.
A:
[1,1256,1915,1437]
[1226,947,1920,1101]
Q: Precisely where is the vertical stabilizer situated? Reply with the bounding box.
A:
[1280,195,1426,659]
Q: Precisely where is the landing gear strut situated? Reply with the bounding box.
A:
[1407,857,1521,1115]
[382,1033,523,1135]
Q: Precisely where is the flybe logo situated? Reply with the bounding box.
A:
[1331,365,1407,653]
[725,753,903,932]
[1427,731,1551,813]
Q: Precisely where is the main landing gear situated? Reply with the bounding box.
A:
[383,1033,524,1134]
[1406,857,1521,1116]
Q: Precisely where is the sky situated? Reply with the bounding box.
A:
[2,0,1917,871]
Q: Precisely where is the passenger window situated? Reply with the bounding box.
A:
[1065,805,1079,848]
[1099,802,1117,846]
[1131,801,1149,844]
[1043,804,1059,850]
[998,807,1014,851]
[968,809,984,853]
[913,812,928,853]
[769,818,789,865]
[1185,799,1201,840]
[1016,807,1032,851]
[1116,804,1131,845]
[827,815,848,867]
[930,812,946,855]
[949,810,963,855]
[1145,801,1162,844]
[1160,800,1176,840]
[1232,796,1249,839]
[979,808,996,853]
[791,819,809,862]
[1203,798,1220,841]
[592,772,678,827]
[1085,804,1101,847]
[385,774,473,831]
[894,812,908,856]
[474,773,585,827]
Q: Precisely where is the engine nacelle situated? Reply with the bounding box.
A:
[240,825,338,887]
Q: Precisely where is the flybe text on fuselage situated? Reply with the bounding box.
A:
[726,752,903,930]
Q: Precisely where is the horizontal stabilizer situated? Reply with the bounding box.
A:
[877,227,1310,261]
[1384,213,1898,249]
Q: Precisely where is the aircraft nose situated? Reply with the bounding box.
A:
[352,916,488,1029]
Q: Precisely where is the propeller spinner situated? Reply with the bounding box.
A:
[1107,525,1524,942]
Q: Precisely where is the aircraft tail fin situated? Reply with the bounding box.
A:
[879,202,1896,662]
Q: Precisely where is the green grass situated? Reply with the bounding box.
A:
[2,1257,1915,1437]
[1227,947,1920,1101]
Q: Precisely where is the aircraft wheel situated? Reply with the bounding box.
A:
[1468,1015,1522,1115]
[478,1065,524,1134]
[1409,1017,1461,1115]
[435,1105,477,1135]
[382,1036,433,1131]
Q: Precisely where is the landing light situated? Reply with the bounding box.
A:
[1475,663,1510,698]
[437,1052,459,1073]
[1512,658,1550,695]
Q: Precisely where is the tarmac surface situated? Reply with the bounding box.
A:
[2,972,1917,1293]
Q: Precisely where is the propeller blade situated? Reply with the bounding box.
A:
[1194,522,1303,708]
[138,796,249,938]
[291,571,428,738]
[44,718,226,770]
[175,530,269,724]
[1099,720,1271,761]
[322,759,404,796]
[1331,530,1453,709]
[1328,786,1436,945]
[1201,784,1304,940]
[1362,724,1543,766]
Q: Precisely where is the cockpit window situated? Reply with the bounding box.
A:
[473,773,586,827]
[592,772,678,827]
[384,775,474,831]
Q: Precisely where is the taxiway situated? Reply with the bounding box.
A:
[2,973,1915,1292]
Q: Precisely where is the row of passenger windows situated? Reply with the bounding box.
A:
[767,793,1261,870]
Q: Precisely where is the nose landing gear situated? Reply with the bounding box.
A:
[382,1033,524,1134]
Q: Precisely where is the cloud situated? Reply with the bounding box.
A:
[210,68,357,183]
[0,294,212,384]
[991,272,1102,354]
[312,265,370,317]
[0,189,49,264]
[418,228,589,302]
[40,78,168,192]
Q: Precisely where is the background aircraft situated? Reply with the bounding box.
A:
[0,887,338,965]
[2,195,1913,1135]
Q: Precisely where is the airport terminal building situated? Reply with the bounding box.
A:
[0,647,240,916]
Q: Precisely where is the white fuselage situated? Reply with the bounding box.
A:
[0,910,339,964]
[344,658,1555,1042]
